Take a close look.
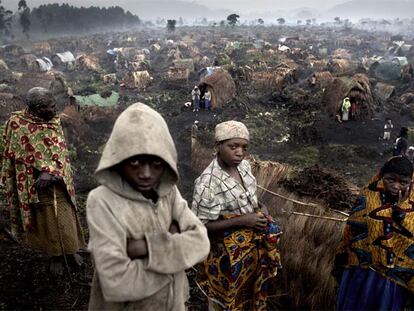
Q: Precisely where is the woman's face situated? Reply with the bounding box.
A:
[382,173,412,198]
[217,138,249,167]
[120,155,165,193]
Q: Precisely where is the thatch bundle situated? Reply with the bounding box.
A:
[332,48,352,60]
[324,74,376,119]
[251,159,351,310]
[200,68,236,109]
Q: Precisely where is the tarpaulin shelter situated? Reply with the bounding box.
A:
[74,91,119,107]
[31,57,53,72]
[52,51,75,65]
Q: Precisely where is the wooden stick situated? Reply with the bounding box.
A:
[291,211,347,222]
[257,185,318,207]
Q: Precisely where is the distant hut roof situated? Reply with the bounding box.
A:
[52,51,75,64]
[31,57,53,72]
[200,68,236,109]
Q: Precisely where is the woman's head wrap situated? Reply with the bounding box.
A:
[215,120,249,142]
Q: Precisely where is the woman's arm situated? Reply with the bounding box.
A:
[205,212,267,234]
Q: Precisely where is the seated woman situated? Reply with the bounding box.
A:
[192,120,282,311]
[335,156,414,310]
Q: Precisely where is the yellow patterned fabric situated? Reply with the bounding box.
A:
[196,214,282,311]
[336,174,414,293]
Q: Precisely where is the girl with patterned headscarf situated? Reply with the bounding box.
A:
[335,156,414,310]
[192,120,282,311]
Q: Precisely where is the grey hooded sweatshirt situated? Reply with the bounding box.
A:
[86,103,210,310]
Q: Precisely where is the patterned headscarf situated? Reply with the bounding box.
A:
[215,120,249,142]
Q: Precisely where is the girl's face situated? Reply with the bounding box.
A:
[382,173,412,198]
[216,138,249,168]
[120,155,165,193]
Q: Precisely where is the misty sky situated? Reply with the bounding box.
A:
[2,0,361,12]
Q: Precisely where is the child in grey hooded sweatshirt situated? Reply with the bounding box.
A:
[86,103,210,310]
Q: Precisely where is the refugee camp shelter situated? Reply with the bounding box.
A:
[52,51,76,65]
[199,68,236,109]
[325,74,376,119]
[31,57,53,73]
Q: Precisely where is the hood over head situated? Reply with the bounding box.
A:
[95,103,178,199]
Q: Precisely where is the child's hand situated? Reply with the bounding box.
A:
[169,220,180,234]
[127,238,148,259]
[239,213,267,230]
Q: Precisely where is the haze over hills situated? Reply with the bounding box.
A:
[326,0,414,20]
[2,0,413,21]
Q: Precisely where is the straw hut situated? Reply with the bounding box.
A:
[2,44,24,56]
[122,70,152,89]
[103,73,117,84]
[324,74,376,120]
[173,58,195,72]
[167,68,190,81]
[20,54,38,69]
[312,71,334,89]
[76,54,101,72]
[199,68,236,109]
[252,63,296,90]
[32,41,52,54]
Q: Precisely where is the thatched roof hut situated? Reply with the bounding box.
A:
[32,41,52,54]
[199,68,236,109]
[312,71,334,89]
[122,70,152,89]
[324,74,376,119]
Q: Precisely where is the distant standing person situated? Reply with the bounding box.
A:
[383,118,393,141]
[393,127,409,156]
[192,86,201,112]
[341,97,351,121]
[203,89,211,110]
[407,146,414,163]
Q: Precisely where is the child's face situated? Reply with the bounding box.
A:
[382,173,412,198]
[217,138,249,167]
[120,155,165,192]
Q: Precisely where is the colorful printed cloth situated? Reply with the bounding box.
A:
[335,173,414,295]
[1,110,76,233]
[196,214,282,311]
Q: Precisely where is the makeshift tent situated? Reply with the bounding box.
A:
[52,51,75,65]
[167,68,190,81]
[74,91,119,107]
[312,71,334,89]
[31,57,53,72]
[324,74,376,119]
[20,54,38,69]
[76,54,101,71]
[2,44,24,56]
[199,68,236,109]
[252,63,297,90]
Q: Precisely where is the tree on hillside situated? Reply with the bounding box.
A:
[0,0,13,38]
[257,18,264,25]
[277,17,285,25]
[297,20,302,25]
[167,19,176,32]
[334,16,341,24]
[227,14,239,26]
[306,19,311,26]
[34,7,53,33]
[18,0,31,38]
